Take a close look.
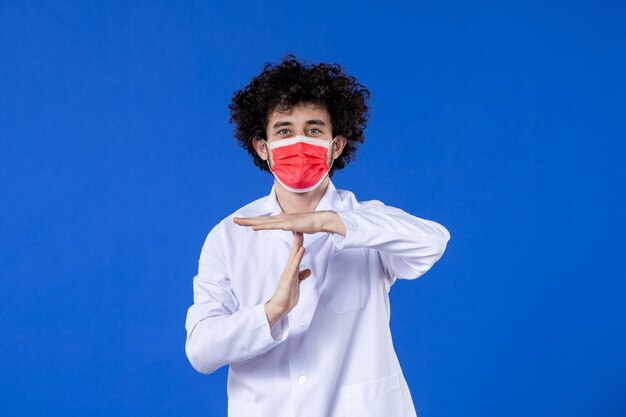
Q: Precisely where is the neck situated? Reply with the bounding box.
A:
[274,177,330,214]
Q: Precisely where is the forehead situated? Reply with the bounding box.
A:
[267,102,330,124]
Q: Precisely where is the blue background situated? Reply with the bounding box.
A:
[1,1,625,416]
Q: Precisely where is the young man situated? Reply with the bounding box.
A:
[185,55,451,417]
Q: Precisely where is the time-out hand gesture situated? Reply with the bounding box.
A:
[233,211,346,326]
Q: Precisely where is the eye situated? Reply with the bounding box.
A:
[277,129,291,135]
[308,128,322,134]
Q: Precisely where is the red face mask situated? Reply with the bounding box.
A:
[263,135,338,193]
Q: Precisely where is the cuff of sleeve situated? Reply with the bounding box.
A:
[252,303,289,350]
[331,210,360,250]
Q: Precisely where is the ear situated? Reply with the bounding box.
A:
[332,135,348,159]
[251,135,269,161]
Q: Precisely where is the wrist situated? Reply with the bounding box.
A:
[321,210,346,236]
[264,299,285,326]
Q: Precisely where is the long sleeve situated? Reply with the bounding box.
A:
[185,221,289,374]
[331,199,450,285]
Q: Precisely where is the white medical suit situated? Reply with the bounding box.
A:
[185,179,451,417]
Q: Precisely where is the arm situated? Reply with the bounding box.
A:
[322,200,451,284]
[230,202,450,286]
[184,222,289,374]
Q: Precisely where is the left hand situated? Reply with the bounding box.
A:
[233,210,338,235]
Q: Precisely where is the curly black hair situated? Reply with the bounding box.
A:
[228,53,371,177]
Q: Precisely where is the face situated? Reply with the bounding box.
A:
[253,101,346,169]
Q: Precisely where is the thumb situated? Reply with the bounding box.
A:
[299,269,312,281]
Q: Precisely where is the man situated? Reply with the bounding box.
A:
[185,54,450,417]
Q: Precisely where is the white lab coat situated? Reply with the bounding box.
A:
[185,179,450,417]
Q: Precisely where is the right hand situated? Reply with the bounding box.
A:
[264,232,312,326]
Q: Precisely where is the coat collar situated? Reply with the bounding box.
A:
[254,178,346,248]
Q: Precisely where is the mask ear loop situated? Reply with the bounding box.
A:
[327,136,339,171]
[263,139,275,175]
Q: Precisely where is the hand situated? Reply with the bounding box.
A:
[264,232,311,325]
[233,210,346,236]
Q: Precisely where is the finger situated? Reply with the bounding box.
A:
[299,269,312,281]
[293,244,306,268]
[289,245,305,272]
[252,221,289,231]
[288,233,303,262]
[233,215,284,225]
[293,231,303,247]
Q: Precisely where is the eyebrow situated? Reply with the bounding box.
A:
[272,119,327,129]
